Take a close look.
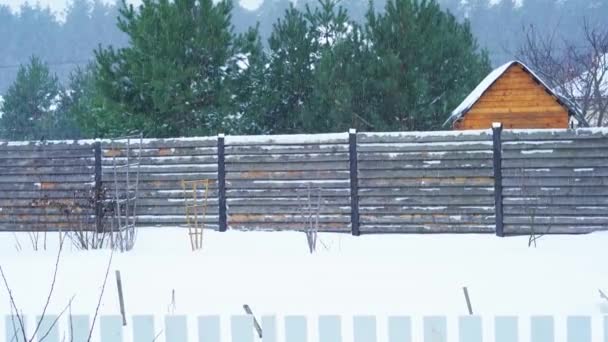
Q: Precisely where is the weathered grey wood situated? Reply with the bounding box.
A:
[102,165,217,174]
[227,222,349,232]
[359,196,494,206]
[359,177,494,187]
[101,156,218,165]
[226,161,348,172]
[103,173,218,181]
[226,197,350,206]
[359,205,494,215]
[501,128,608,141]
[0,191,96,199]
[359,224,495,233]
[358,159,493,170]
[0,141,96,151]
[358,142,493,153]
[503,186,608,196]
[225,133,347,146]
[502,141,608,150]
[228,214,350,223]
[0,166,94,175]
[358,169,494,179]
[502,158,608,168]
[225,144,349,155]
[226,153,349,163]
[504,206,608,215]
[503,197,608,205]
[0,175,94,183]
[225,170,350,180]
[502,167,608,177]
[103,147,218,157]
[0,158,95,167]
[358,151,493,161]
[502,149,608,159]
[226,188,350,197]
[503,216,608,225]
[101,138,217,149]
[357,130,492,143]
[358,187,494,196]
[227,206,350,214]
[503,225,606,234]
[359,214,495,224]
[0,150,94,159]
[502,177,608,186]
[226,180,349,189]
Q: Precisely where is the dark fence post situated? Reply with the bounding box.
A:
[349,129,360,236]
[492,122,504,237]
[94,141,103,233]
[218,134,227,232]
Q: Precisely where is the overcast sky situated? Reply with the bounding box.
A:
[0,0,263,15]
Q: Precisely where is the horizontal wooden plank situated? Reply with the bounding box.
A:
[103,173,218,181]
[503,186,608,196]
[359,196,494,206]
[503,196,608,205]
[358,187,493,196]
[226,188,350,198]
[102,156,218,166]
[358,151,493,161]
[102,165,217,174]
[358,169,493,179]
[0,175,94,183]
[504,216,608,225]
[359,224,495,233]
[359,177,494,187]
[357,142,493,153]
[0,182,95,191]
[502,167,608,177]
[225,170,349,180]
[227,206,350,214]
[226,197,350,206]
[226,179,349,189]
[360,214,494,224]
[503,225,606,234]
[502,148,608,159]
[357,130,492,143]
[0,141,95,151]
[468,106,566,115]
[502,158,608,169]
[101,138,217,149]
[225,133,347,146]
[502,177,608,187]
[228,214,350,224]
[359,205,494,215]
[225,153,348,163]
[0,158,95,167]
[502,128,608,141]
[225,144,348,155]
[103,146,218,158]
[228,223,349,232]
[226,161,348,172]
[504,206,608,216]
[358,159,493,170]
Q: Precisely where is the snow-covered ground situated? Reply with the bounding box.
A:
[0,228,607,319]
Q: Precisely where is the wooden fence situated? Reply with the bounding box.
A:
[1,127,607,235]
[3,314,606,342]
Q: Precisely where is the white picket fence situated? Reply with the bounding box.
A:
[3,314,607,342]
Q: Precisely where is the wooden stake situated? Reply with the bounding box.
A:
[115,270,127,326]
[463,286,473,315]
[242,304,263,338]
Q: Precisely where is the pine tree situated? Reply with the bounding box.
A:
[94,0,241,137]
[0,56,66,140]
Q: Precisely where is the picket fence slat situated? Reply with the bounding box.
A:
[100,315,123,342]
[132,315,155,342]
[198,316,221,342]
[459,316,482,342]
[285,316,307,342]
[387,316,411,342]
[495,316,518,342]
[5,315,26,342]
[531,316,554,342]
[231,316,253,342]
[567,316,591,342]
[71,315,91,342]
[261,316,277,342]
[353,316,376,342]
[423,316,446,342]
[318,316,341,342]
[166,315,188,342]
[36,315,59,342]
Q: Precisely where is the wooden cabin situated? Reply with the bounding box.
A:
[444,60,587,129]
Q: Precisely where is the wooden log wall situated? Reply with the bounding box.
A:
[1,128,607,235]
[224,133,351,232]
[501,129,608,234]
[0,141,96,231]
[356,131,496,233]
[101,138,219,228]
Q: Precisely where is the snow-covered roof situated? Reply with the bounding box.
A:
[443,60,587,127]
